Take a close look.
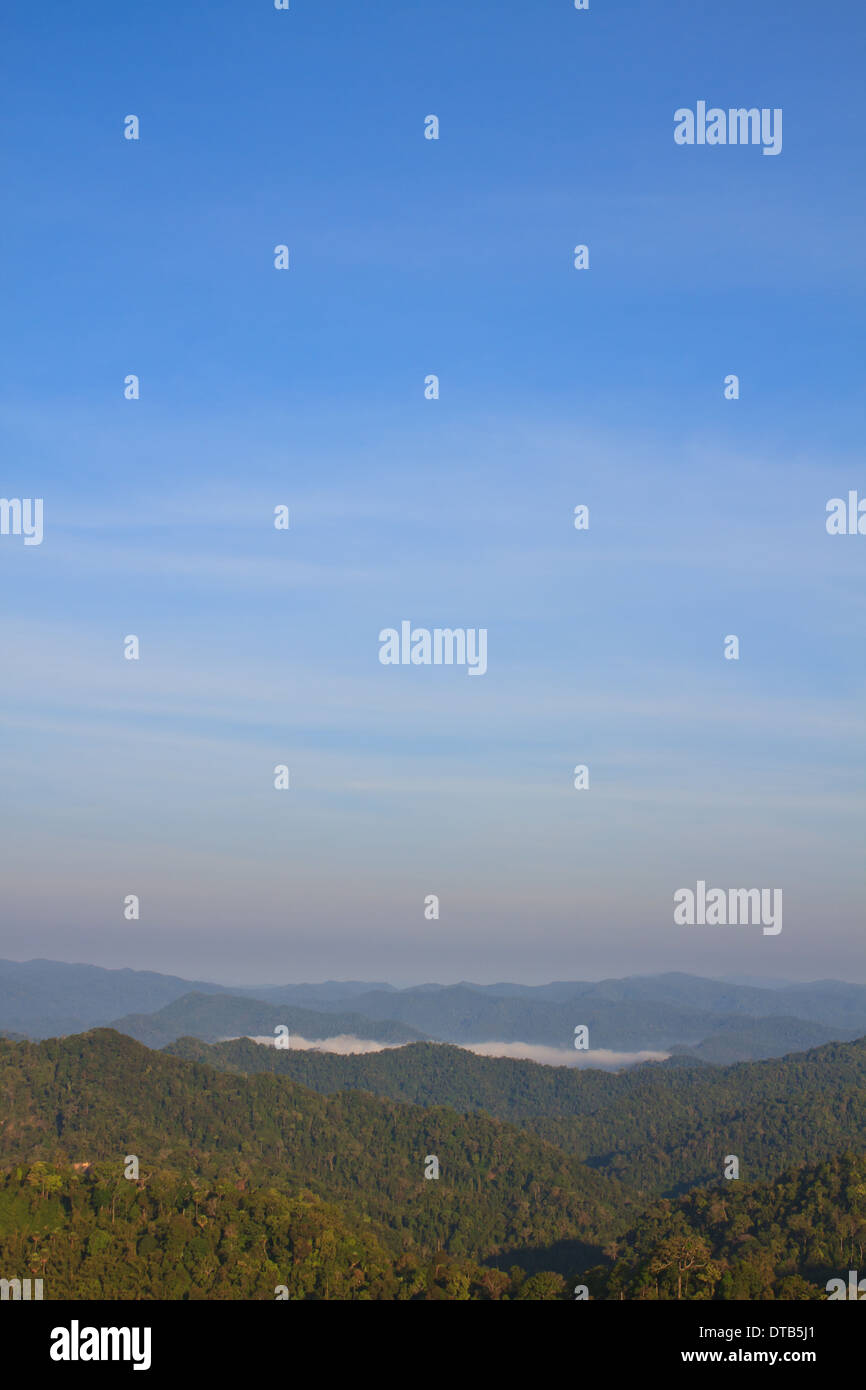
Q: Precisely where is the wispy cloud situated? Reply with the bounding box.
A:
[239,1035,669,1070]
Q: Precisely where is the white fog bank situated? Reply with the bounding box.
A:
[232,1034,669,1069]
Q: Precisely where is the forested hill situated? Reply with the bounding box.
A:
[6,1151,864,1300]
[0,1164,571,1300]
[580,1150,866,1301]
[0,1030,629,1270]
[4,1030,866,1300]
[165,1034,866,1200]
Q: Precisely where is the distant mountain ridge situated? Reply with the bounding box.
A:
[108,992,427,1048]
[0,958,231,1036]
[4,959,866,1063]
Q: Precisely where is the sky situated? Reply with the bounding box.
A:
[0,0,864,985]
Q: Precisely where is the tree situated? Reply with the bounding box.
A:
[648,1234,714,1301]
[516,1272,567,1301]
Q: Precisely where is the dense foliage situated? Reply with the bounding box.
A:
[0,1165,556,1300]
[0,1031,625,1274]
[582,1152,866,1300]
[166,1036,866,1200]
[4,1030,866,1300]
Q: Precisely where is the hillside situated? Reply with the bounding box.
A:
[165,1034,866,1200]
[109,992,426,1048]
[667,1014,851,1065]
[5,1029,866,1299]
[0,1031,628,1272]
[0,1165,552,1300]
[581,1150,866,1300]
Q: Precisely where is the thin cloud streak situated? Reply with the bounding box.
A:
[239,1035,670,1070]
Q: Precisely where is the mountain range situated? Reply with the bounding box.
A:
[3,959,866,1064]
[3,1026,866,1299]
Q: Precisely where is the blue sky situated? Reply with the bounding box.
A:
[0,0,864,984]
